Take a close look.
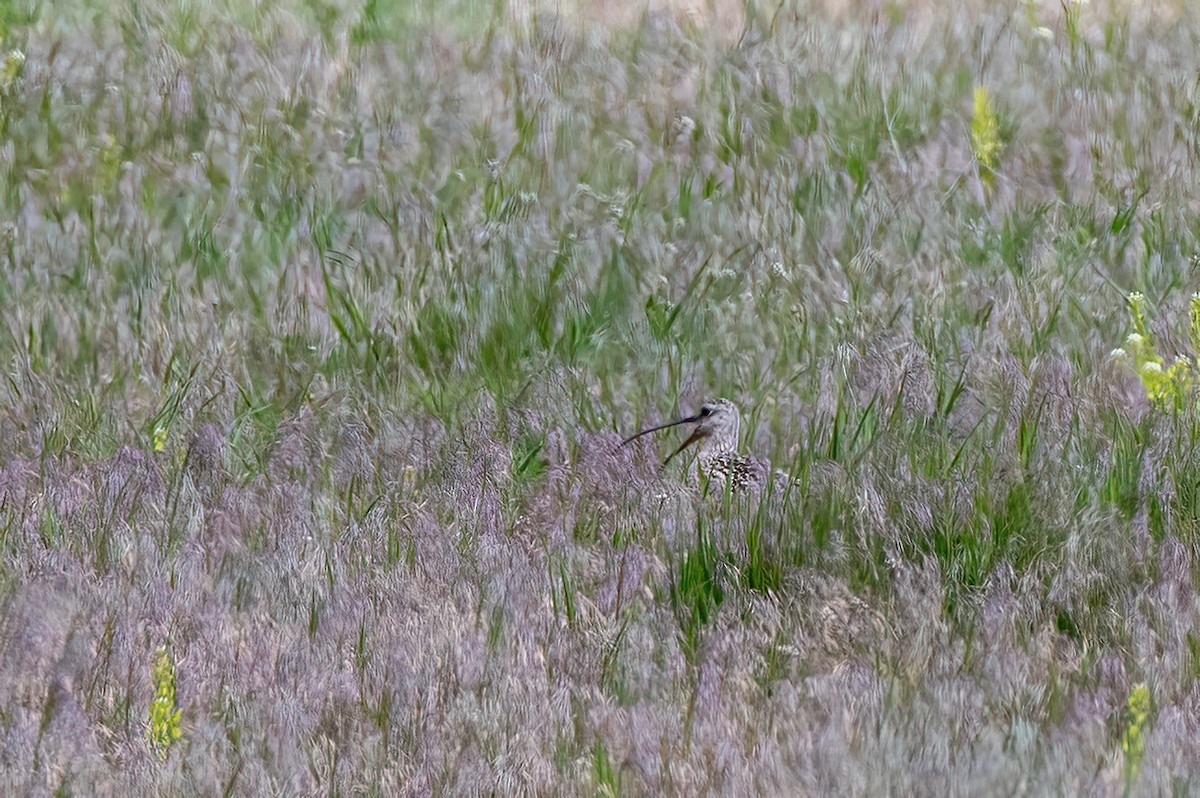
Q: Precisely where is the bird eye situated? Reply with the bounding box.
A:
[700,406,712,417]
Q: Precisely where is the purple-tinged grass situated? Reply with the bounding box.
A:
[0,0,1200,794]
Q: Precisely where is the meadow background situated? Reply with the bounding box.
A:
[1,0,1199,793]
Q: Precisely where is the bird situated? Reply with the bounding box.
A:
[622,398,776,494]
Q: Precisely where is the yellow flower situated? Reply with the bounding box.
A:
[0,50,24,92]
[402,465,419,496]
[971,86,1003,176]
[147,644,183,759]
[1121,682,1152,782]
[1117,291,1198,409]
[1188,293,1200,355]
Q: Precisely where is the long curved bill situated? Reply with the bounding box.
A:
[622,412,704,466]
[621,413,699,446]
[663,427,705,465]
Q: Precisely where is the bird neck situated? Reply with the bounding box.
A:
[697,437,736,468]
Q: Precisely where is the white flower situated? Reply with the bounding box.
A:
[1142,362,1163,374]
[673,116,696,138]
[1033,27,1053,40]
[1125,332,1144,347]
[1109,348,1127,360]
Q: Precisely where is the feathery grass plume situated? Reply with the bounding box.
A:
[184,423,225,482]
[147,643,183,759]
[1062,0,1084,49]
[971,86,1003,183]
[1120,682,1152,785]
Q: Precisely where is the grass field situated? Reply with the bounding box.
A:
[2,0,1200,793]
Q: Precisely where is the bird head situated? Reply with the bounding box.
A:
[622,398,741,465]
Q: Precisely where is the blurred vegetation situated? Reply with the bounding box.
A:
[1,0,1200,792]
